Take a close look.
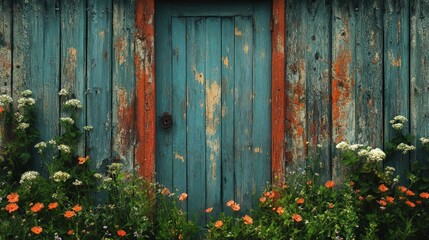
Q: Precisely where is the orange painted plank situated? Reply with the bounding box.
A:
[271,0,286,184]
[135,0,156,180]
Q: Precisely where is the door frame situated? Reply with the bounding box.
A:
[134,0,286,183]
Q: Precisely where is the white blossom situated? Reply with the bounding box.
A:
[52,171,71,182]
[349,144,363,151]
[34,142,47,153]
[17,97,35,108]
[367,148,386,162]
[17,122,30,130]
[72,179,83,186]
[58,89,68,96]
[336,141,349,151]
[21,90,32,97]
[391,123,403,130]
[64,99,82,109]
[60,117,74,125]
[83,125,93,131]
[358,149,369,157]
[393,115,408,123]
[48,139,57,145]
[94,173,103,179]
[58,144,71,154]
[0,95,13,105]
[14,113,24,122]
[420,137,429,145]
[397,143,416,154]
[19,171,40,184]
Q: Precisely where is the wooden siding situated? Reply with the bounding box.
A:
[0,0,428,182]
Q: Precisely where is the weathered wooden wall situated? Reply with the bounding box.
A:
[1,0,429,181]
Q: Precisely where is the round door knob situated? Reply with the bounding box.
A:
[159,112,173,129]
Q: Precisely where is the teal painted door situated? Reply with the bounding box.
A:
[155,1,271,223]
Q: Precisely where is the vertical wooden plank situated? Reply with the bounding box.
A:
[253,1,271,199]
[171,17,187,202]
[61,0,87,156]
[285,0,308,174]
[271,0,286,183]
[186,17,206,223]
[154,3,172,189]
[355,0,383,147]
[87,0,113,168]
[410,0,429,163]
[112,0,136,168]
[135,0,155,180]
[234,16,253,211]
[221,17,235,211]
[205,17,222,217]
[331,0,357,182]
[12,0,29,99]
[301,0,332,181]
[384,0,410,176]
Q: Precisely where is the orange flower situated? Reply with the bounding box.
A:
[325,180,335,188]
[117,230,126,237]
[214,220,224,228]
[161,187,171,196]
[328,203,334,209]
[406,190,415,196]
[268,191,275,199]
[72,204,82,212]
[5,203,19,213]
[377,199,387,206]
[296,198,304,205]
[349,181,355,187]
[292,214,302,222]
[420,192,429,199]
[67,229,73,235]
[282,183,288,189]
[31,202,44,213]
[398,186,407,193]
[64,210,76,218]
[48,202,58,210]
[31,226,43,235]
[405,200,416,208]
[358,196,364,201]
[259,196,267,203]
[178,193,188,201]
[242,215,253,225]
[416,200,422,205]
[276,207,284,215]
[78,156,89,165]
[0,106,4,113]
[231,203,240,211]
[378,184,389,193]
[7,192,19,203]
[205,207,213,213]
[386,196,394,203]
[226,200,235,207]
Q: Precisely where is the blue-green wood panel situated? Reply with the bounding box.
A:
[0,0,12,96]
[61,0,87,156]
[410,0,429,164]
[112,0,136,168]
[156,1,272,222]
[384,0,410,178]
[87,0,113,169]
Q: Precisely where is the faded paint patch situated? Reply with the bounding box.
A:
[388,51,402,67]
[206,81,221,136]
[116,88,135,156]
[193,67,205,85]
[253,147,262,153]
[64,48,78,84]
[115,37,128,65]
[221,106,227,117]
[243,43,249,54]
[234,27,242,36]
[174,152,185,162]
[99,31,105,38]
[372,52,380,64]
[223,56,229,67]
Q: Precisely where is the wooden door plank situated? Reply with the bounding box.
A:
[355,0,383,147]
[12,0,29,98]
[253,1,271,197]
[234,16,254,211]
[171,17,187,201]
[384,0,410,177]
[87,0,113,169]
[171,2,253,17]
[221,17,235,211]
[331,0,357,182]
[61,0,87,156]
[186,17,207,223]
[205,17,222,216]
[410,0,429,164]
[155,3,173,189]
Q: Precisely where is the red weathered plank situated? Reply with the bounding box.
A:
[271,0,286,184]
[135,0,155,180]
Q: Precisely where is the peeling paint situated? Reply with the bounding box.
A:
[206,81,221,136]
[193,67,205,85]
[174,152,185,162]
[99,30,105,38]
[243,43,249,54]
[253,147,262,153]
[388,51,402,67]
[65,48,78,83]
[115,37,128,65]
[234,27,242,36]
[116,88,135,156]
[372,52,379,64]
[222,56,229,67]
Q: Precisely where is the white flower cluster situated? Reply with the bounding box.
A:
[14,113,24,122]
[58,89,68,96]
[21,90,32,97]
[48,139,57,145]
[60,117,75,125]
[108,163,123,175]
[52,171,71,182]
[72,179,83,186]
[336,141,349,151]
[384,166,396,175]
[420,137,429,145]
[17,97,36,108]
[17,122,30,130]
[58,144,71,154]
[389,115,408,131]
[367,148,386,162]
[397,143,416,154]
[94,173,103,179]
[0,94,13,105]
[83,125,93,131]
[34,141,47,153]
[64,99,83,109]
[19,171,40,184]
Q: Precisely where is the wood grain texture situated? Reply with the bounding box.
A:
[410,0,429,164]
[61,0,87,156]
[271,0,286,184]
[135,0,156,180]
[112,0,136,169]
[87,0,113,169]
[384,0,410,177]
